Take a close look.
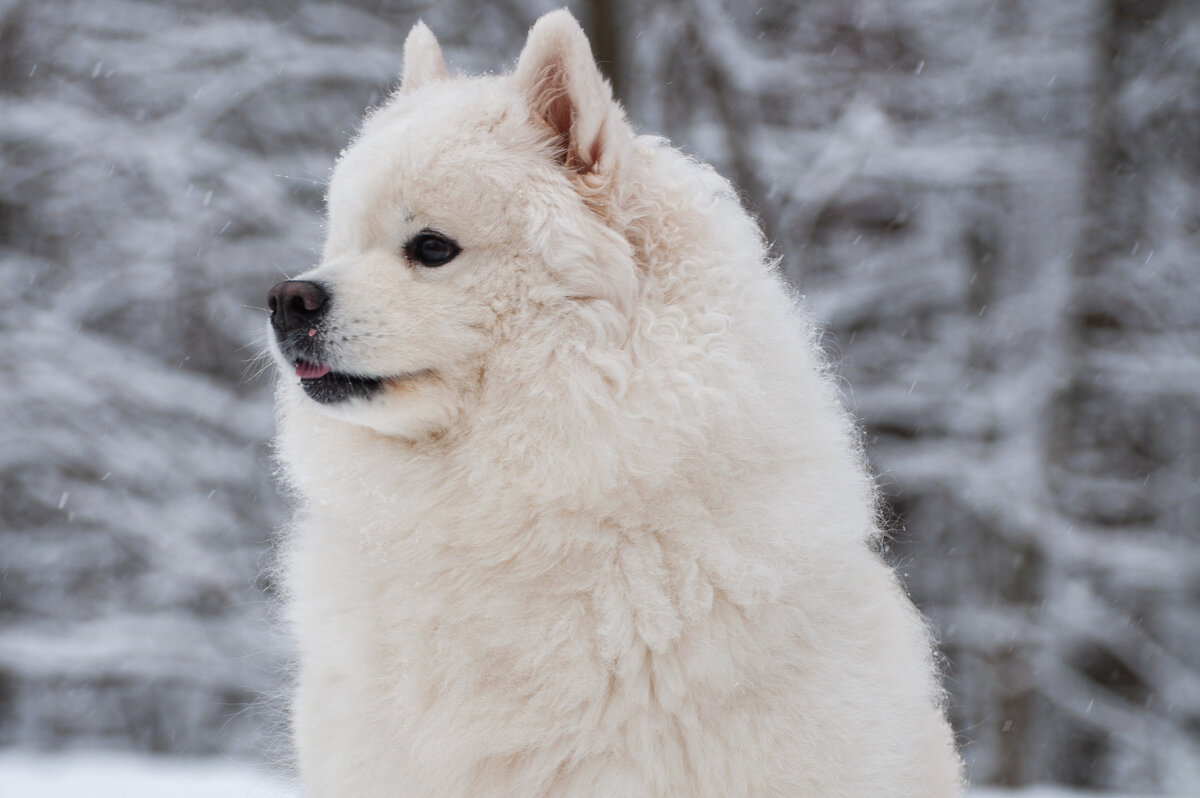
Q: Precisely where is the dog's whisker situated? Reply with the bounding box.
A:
[239,345,277,385]
[273,173,329,188]
[235,337,268,353]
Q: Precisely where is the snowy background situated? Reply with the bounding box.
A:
[1,0,1198,793]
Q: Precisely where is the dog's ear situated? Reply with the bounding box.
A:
[402,20,447,93]
[514,10,622,175]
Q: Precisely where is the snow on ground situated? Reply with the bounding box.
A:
[0,751,295,798]
[971,791,1153,798]
[0,750,1164,798]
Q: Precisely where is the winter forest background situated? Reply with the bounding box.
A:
[1,0,1198,792]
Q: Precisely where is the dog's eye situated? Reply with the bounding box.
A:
[406,232,461,268]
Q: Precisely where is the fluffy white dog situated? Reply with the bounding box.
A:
[269,10,962,797]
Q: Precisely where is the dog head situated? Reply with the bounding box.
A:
[268,11,638,440]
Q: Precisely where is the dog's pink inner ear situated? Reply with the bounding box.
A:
[402,20,447,94]
[515,10,614,174]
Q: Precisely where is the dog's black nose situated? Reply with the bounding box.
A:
[268,280,329,335]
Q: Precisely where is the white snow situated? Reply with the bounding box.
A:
[0,752,295,798]
[0,751,1167,798]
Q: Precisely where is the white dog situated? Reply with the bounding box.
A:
[269,11,962,796]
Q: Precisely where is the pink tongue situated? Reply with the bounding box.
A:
[295,361,332,380]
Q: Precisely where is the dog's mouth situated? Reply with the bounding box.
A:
[291,359,435,405]
[292,358,385,404]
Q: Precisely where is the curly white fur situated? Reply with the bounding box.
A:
[272,11,963,797]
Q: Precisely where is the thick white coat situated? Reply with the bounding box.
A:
[273,11,963,797]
